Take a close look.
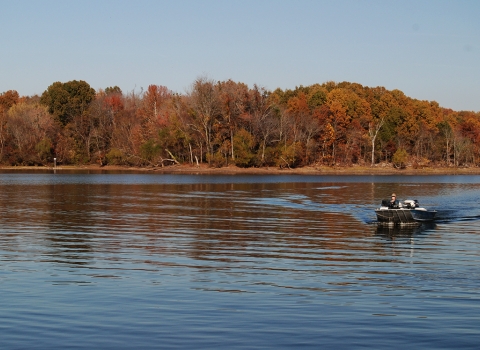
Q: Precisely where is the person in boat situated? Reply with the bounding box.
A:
[389,193,400,208]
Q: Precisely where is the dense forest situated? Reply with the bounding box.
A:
[0,78,479,169]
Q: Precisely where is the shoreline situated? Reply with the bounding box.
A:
[2,164,480,175]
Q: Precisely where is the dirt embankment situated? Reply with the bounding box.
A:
[2,163,480,175]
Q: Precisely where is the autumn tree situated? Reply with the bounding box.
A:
[324,91,344,163]
[1,78,477,169]
[286,91,325,165]
[140,85,171,138]
[217,80,249,163]
[437,111,456,166]
[0,90,20,111]
[365,87,393,166]
[6,101,54,164]
[86,90,123,165]
[0,90,20,161]
[188,77,221,165]
[168,93,197,164]
[107,89,143,165]
[410,100,441,162]
[248,85,275,165]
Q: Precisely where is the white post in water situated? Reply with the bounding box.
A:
[54,158,57,168]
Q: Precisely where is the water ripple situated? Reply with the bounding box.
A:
[1,174,480,349]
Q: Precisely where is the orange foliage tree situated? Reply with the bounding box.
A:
[1,79,479,169]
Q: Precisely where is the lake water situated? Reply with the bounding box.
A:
[1,171,479,349]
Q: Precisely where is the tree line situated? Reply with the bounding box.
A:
[0,78,479,169]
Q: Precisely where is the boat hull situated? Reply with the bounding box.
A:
[375,208,437,224]
[375,209,414,224]
[410,209,437,222]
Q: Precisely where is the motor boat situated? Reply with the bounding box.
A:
[375,199,437,224]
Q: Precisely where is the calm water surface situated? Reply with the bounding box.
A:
[1,172,480,349]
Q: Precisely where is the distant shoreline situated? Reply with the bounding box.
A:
[2,164,480,175]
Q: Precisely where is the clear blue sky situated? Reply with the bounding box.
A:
[1,0,479,111]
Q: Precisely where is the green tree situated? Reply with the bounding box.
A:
[140,139,161,165]
[40,80,96,126]
[105,86,122,95]
[36,137,53,163]
[392,148,408,168]
[233,129,255,167]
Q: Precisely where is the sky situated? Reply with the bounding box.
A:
[1,0,479,111]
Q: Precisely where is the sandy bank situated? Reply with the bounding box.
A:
[2,164,480,175]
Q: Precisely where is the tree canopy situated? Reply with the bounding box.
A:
[0,78,478,169]
[40,80,96,126]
